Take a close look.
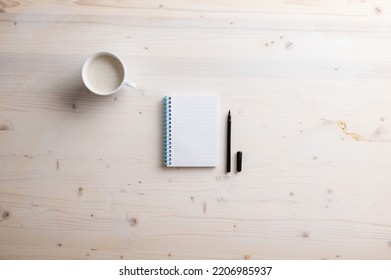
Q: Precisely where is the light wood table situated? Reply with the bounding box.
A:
[1,1,391,260]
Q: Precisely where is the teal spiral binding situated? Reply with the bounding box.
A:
[163,96,172,166]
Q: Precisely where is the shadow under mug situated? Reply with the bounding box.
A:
[82,51,136,96]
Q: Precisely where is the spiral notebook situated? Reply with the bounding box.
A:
[163,95,217,167]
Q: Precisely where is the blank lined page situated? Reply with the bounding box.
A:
[168,95,217,167]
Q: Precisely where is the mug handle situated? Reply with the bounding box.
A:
[124,80,137,88]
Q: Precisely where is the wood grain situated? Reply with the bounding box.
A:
[1,0,391,259]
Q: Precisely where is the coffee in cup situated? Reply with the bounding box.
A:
[82,52,136,95]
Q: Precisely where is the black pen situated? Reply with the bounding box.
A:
[226,110,231,173]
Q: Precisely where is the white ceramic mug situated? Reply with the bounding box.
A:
[82,51,136,96]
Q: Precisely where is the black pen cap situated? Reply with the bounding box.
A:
[237,151,242,172]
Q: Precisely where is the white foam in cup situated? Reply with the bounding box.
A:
[82,52,136,95]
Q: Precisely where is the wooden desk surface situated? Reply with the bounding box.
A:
[1,1,391,260]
